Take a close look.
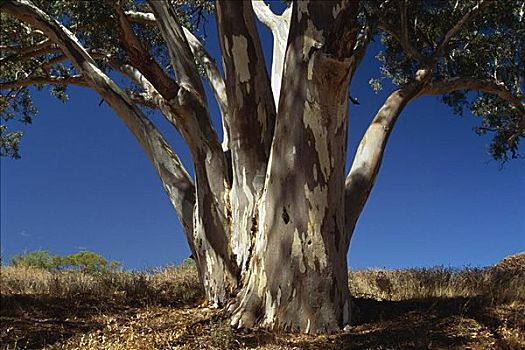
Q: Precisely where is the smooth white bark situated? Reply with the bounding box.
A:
[252,0,292,108]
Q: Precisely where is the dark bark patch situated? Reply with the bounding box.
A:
[333,214,340,250]
[250,216,258,234]
[282,207,290,224]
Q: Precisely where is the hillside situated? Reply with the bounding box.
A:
[1,254,524,350]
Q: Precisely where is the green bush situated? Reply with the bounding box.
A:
[11,250,59,270]
[9,250,121,274]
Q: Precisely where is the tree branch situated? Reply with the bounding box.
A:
[0,39,59,65]
[251,0,291,107]
[420,78,524,107]
[344,69,431,243]
[347,22,374,71]
[148,1,206,103]
[124,9,230,149]
[400,0,409,48]
[251,0,278,30]
[251,0,291,34]
[126,90,157,109]
[1,0,196,238]
[148,3,240,286]
[182,27,230,150]
[134,7,236,278]
[216,0,276,189]
[123,10,155,26]
[420,77,525,142]
[434,0,495,59]
[113,1,179,100]
[379,19,425,62]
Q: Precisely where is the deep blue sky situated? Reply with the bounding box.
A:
[1,4,524,270]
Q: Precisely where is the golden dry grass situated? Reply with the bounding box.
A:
[1,253,524,350]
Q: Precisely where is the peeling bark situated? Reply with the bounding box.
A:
[216,0,276,275]
[149,0,240,304]
[229,1,359,333]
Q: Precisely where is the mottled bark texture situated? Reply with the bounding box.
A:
[5,0,480,334]
[227,0,358,332]
[216,0,276,279]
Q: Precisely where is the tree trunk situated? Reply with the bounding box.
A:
[228,53,352,333]
[223,0,356,329]
[198,0,358,333]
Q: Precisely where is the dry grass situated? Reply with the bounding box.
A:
[349,264,524,303]
[1,253,524,350]
[0,263,201,307]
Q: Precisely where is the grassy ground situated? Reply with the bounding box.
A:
[1,253,523,350]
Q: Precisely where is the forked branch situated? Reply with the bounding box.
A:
[434,0,495,59]
[251,0,291,106]
[124,9,230,148]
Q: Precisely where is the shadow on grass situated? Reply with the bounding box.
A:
[1,294,520,349]
[236,296,517,350]
[1,294,124,349]
[0,291,202,349]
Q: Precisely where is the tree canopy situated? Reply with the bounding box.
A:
[2,0,523,161]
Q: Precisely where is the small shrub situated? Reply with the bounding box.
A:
[9,250,121,275]
[10,250,59,271]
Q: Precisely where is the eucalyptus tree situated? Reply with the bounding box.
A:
[1,0,523,333]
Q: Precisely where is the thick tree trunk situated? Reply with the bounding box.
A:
[223,1,357,333]
[167,96,239,306]
[228,53,352,333]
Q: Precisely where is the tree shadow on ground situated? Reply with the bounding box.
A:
[0,293,203,349]
[2,294,521,349]
[1,273,204,349]
[1,294,125,348]
[235,296,519,350]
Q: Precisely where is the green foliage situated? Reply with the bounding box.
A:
[1,0,523,162]
[10,250,58,270]
[364,0,524,161]
[57,251,122,274]
[179,257,196,268]
[10,250,121,274]
[0,125,23,159]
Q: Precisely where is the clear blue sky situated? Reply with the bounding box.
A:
[1,5,524,270]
